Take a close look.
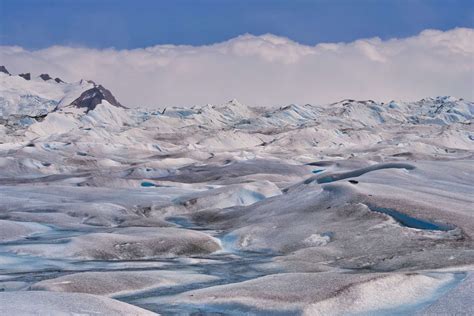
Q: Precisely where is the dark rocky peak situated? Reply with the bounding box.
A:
[19,73,31,80]
[0,66,10,75]
[40,74,52,81]
[69,83,125,113]
[39,73,65,83]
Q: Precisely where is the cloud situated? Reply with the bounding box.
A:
[1,28,473,108]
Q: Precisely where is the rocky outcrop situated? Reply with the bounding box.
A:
[69,84,126,112]
[19,73,31,80]
[40,74,53,81]
[0,66,10,75]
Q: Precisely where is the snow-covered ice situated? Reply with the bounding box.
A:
[0,69,473,314]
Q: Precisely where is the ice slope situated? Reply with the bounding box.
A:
[0,291,157,315]
[0,72,93,119]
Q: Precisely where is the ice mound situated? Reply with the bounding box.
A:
[0,291,157,315]
[166,272,380,312]
[0,220,50,242]
[167,181,281,213]
[31,270,219,297]
[8,227,222,260]
[304,273,457,315]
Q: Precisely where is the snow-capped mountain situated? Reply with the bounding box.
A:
[0,67,127,120]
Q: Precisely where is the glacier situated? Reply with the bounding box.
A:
[0,68,473,315]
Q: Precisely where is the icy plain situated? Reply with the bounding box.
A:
[0,69,473,315]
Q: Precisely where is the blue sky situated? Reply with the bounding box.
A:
[1,0,473,49]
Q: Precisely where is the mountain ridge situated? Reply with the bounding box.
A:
[0,68,472,162]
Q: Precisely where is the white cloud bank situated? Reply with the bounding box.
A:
[1,28,473,108]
